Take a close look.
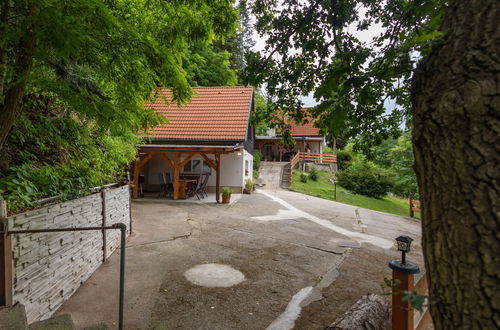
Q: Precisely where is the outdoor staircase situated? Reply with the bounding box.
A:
[259,161,288,189]
[0,304,108,330]
[281,163,291,188]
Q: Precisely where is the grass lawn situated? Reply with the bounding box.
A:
[290,170,419,218]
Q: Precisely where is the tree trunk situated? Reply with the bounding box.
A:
[411,0,499,329]
[0,5,37,151]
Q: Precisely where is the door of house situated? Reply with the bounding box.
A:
[264,144,273,160]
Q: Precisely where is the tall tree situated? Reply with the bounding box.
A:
[0,0,237,151]
[185,43,238,86]
[411,1,499,328]
[247,0,499,328]
[217,0,256,78]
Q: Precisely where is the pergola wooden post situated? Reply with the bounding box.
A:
[132,145,234,202]
[215,153,221,203]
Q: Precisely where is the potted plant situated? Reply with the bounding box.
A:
[243,179,254,194]
[222,187,232,203]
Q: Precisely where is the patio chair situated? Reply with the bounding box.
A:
[200,172,210,197]
[158,173,168,197]
[164,172,173,196]
[186,173,202,199]
[193,173,205,200]
[138,175,145,198]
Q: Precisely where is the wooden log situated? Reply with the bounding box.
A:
[325,294,390,330]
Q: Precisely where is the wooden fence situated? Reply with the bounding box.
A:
[298,151,337,163]
[414,275,432,330]
[287,151,336,186]
[392,271,433,330]
[409,198,421,217]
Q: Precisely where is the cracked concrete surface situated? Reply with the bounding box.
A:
[55,188,422,330]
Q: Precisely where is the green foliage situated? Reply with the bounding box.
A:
[185,43,237,86]
[308,166,318,181]
[336,150,353,171]
[0,97,137,210]
[1,1,238,148]
[337,162,394,198]
[246,0,447,153]
[372,132,418,198]
[253,169,259,179]
[215,0,255,79]
[300,172,308,183]
[245,178,255,190]
[222,187,232,196]
[0,1,238,209]
[402,291,426,313]
[253,150,262,171]
[291,170,413,218]
[323,146,333,154]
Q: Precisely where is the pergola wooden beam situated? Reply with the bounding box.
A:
[133,145,232,201]
[159,153,174,169]
[199,153,217,170]
[132,153,155,198]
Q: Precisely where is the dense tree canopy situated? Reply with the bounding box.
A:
[185,43,237,87]
[0,0,237,150]
[245,0,446,151]
[0,0,237,209]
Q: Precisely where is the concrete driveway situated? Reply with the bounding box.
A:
[56,189,423,329]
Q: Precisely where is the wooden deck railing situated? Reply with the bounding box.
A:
[392,271,433,330]
[288,152,301,186]
[287,151,336,186]
[414,275,432,330]
[299,152,337,163]
[409,198,421,217]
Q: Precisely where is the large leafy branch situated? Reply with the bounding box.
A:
[245,0,446,152]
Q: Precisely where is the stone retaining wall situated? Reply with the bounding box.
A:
[6,185,130,324]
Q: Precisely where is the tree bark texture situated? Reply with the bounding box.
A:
[411,0,499,329]
[324,294,390,330]
[0,5,37,151]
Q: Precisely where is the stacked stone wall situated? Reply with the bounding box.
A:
[6,185,130,323]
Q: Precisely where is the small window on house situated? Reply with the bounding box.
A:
[203,161,211,173]
[192,160,202,172]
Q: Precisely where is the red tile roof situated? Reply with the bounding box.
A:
[289,113,321,136]
[145,86,253,141]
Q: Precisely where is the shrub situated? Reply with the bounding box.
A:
[253,150,262,171]
[336,150,353,171]
[222,187,232,196]
[253,169,259,179]
[300,172,308,183]
[308,166,318,181]
[245,179,255,190]
[322,146,333,154]
[337,163,394,198]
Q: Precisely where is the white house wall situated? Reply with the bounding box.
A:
[141,151,253,192]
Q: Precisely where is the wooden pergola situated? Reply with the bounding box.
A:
[133,144,241,202]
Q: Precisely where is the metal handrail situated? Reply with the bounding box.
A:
[1,223,127,330]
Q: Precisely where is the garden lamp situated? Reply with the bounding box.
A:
[395,235,413,265]
[389,235,419,274]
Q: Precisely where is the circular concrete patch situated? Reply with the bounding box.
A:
[184,263,245,287]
